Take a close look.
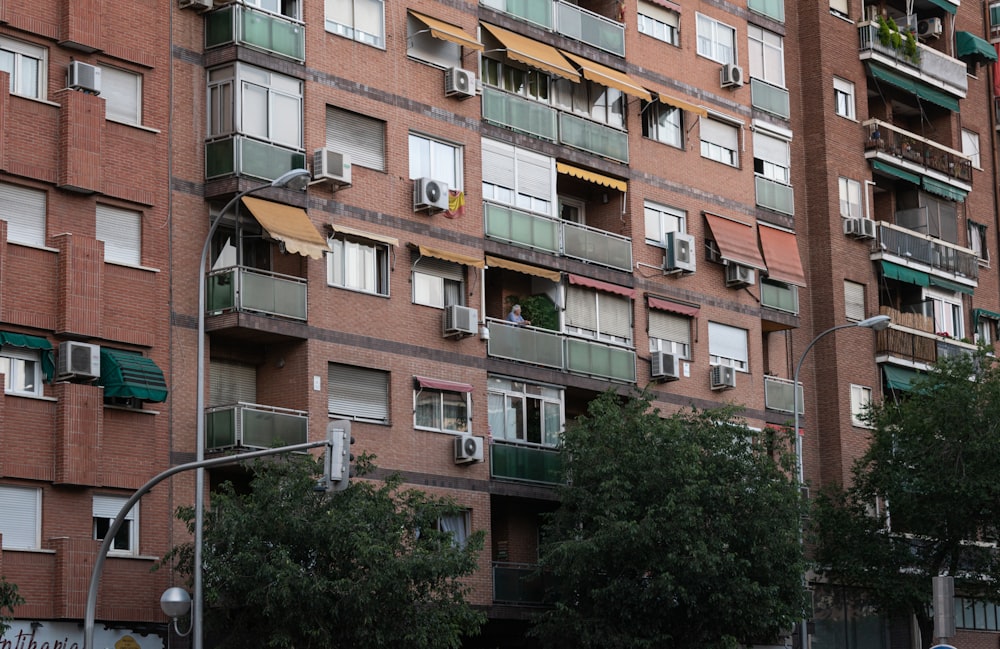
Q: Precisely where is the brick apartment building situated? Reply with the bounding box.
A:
[1,0,999,648]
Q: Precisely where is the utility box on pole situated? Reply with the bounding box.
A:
[932,575,955,640]
[324,420,353,492]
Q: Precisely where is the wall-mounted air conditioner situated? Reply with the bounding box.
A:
[414,177,449,212]
[443,304,478,337]
[57,341,101,380]
[664,231,696,273]
[844,217,877,240]
[918,17,943,39]
[725,263,756,287]
[313,148,352,189]
[178,0,213,10]
[651,351,680,381]
[445,67,476,98]
[710,364,737,390]
[68,61,101,94]
[454,435,484,464]
[720,63,744,88]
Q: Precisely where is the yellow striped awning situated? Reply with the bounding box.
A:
[560,51,652,101]
[658,92,708,118]
[485,255,562,283]
[331,224,399,247]
[240,197,329,260]
[409,11,483,51]
[556,163,626,192]
[418,245,485,268]
[481,23,579,81]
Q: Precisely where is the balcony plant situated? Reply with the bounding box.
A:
[876,15,920,65]
[506,294,559,331]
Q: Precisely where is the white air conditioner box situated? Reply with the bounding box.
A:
[178,0,213,10]
[720,63,744,88]
[651,351,680,381]
[57,341,101,380]
[414,177,449,212]
[313,148,352,189]
[445,67,476,98]
[68,61,101,94]
[664,231,696,273]
[725,263,756,287]
[443,304,478,337]
[918,17,943,39]
[710,364,737,390]
[454,435,484,464]
[844,217,877,239]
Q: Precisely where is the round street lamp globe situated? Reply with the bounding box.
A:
[160,587,191,619]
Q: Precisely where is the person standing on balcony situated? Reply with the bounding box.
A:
[507,304,531,326]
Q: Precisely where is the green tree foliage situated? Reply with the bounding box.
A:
[810,351,1000,641]
[164,455,485,649]
[533,391,807,649]
[0,577,25,638]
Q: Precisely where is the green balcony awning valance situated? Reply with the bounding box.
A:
[868,64,960,112]
[973,308,1000,326]
[922,176,967,202]
[881,261,930,286]
[872,160,921,185]
[883,364,921,391]
[100,349,168,402]
[928,275,974,294]
[956,31,998,64]
[0,332,54,382]
[925,0,957,13]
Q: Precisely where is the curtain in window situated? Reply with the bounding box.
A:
[439,513,468,548]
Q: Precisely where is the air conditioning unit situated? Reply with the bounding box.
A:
[710,364,737,390]
[178,0,213,10]
[720,63,744,88]
[844,217,877,240]
[414,177,449,213]
[443,304,478,337]
[725,263,756,287]
[445,67,476,99]
[918,17,943,39]
[57,341,101,380]
[664,231,696,273]
[67,61,101,94]
[312,148,352,189]
[651,351,680,381]
[454,434,484,464]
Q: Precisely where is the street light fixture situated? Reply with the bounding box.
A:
[160,587,192,637]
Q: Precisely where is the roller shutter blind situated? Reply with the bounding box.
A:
[96,204,141,265]
[0,182,46,246]
[844,281,866,322]
[701,118,738,150]
[93,494,136,521]
[649,310,690,346]
[600,293,631,340]
[0,486,40,549]
[210,359,257,406]
[326,106,386,171]
[328,363,389,422]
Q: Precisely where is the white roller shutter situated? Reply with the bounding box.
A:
[700,118,738,150]
[210,359,257,406]
[328,363,389,422]
[565,286,597,332]
[0,182,46,247]
[709,321,748,365]
[753,131,789,167]
[599,293,631,340]
[844,281,866,322]
[482,139,516,189]
[93,494,137,521]
[0,486,40,549]
[326,106,386,171]
[96,204,141,266]
[102,67,140,125]
[516,148,553,202]
[649,310,691,347]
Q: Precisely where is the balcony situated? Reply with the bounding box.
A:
[205,3,305,62]
[764,375,803,414]
[481,0,625,56]
[755,175,794,215]
[875,221,979,281]
[206,135,307,183]
[205,402,309,451]
[486,318,636,383]
[493,562,548,605]
[750,78,790,119]
[207,265,307,320]
[559,112,629,163]
[875,307,977,367]
[863,120,973,187]
[857,22,968,98]
[761,279,799,315]
[491,441,562,484]
[484,202,632,271]
[748,0,784,22]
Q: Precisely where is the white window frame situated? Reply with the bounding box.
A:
[247,0,301,20]
[412,257,465,309]
[708,321,749,372]
[325,0,385,48]
[565,286,632,345]
[0,36,46,99]
[409,132,463,191]
[552,78,624,129]
[833,77,856,120]
[326,105,386,172]
[208,63,303,150]
[962,129,981,169]
[747,25,784,87]
[0,485,41,549]
[844,280,866,322]
[326,234,390,296]
[481,138,555,216]
[696,13,736,64]
[487,377,563,448]
[481,57,551,103]
[839,177,863,218]
[96,204,142,266]
[406,13,461,68]
[830,0,849,16]
[644,201,686,247]
[968,221,989,265]
[850,384,873,428]
[643,101,682,148]
[976,315,996,346]
[0,182,46,247]
[648,311,692,359]
[753,130,790,184]
[93,494,139,556]
[328,363,390,423]
[700,118,739,167]
[414,386,471,434]
[924,287,964,339]
[638,1,680,46]
[101,66,142,126]
[0,347,43,397]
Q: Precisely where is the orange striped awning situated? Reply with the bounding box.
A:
[556,163,627,192]
[409,11,483,51]
[485,255,561,283]
[418,245,484,268]
[241,197,329,260]
[703,213,766,270]
[560,50,652,101]
[658,92,708,118]
[758,225,806,287]
[481,23,579,81]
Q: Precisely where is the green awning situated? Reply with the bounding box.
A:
[881,261,930,287]
[868,64,960,112]
[872,160,921,185]
[0,332,54,382]
[925,0,957,14]
[883,364,921,391]
[922,176,967,202]
[956,31,998,64]
[100,349,168,402]
[928,275,974,294]
[973,307,1000,324]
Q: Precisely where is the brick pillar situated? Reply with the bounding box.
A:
[54,381,103,486]
[54,88,104,193]
[51,537,99,619]
[0,71,8,171]
[0,220,7,327]
[61,0,103,52]
[53,233,104,338]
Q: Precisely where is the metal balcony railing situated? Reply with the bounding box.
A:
[205,135,306,183]
[490,441,562,484]
[875,306,977,365]
[857,22,968,97]
[876,221,979,280]
[207,265,308,320]
[863,119,973,185]
[206,3,305,61]
[205,402,309,451]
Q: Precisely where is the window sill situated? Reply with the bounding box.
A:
[104,404,160,415]
[415,426,472,436]
[4,392,58,403]
[326,283,389,299]
[11,95,61,109]
[105,552,159,561]
[105,259,161,273]
[0,547,54,554]
[9,240,60,254]
[106,118,161,134]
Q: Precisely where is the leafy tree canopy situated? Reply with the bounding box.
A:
[164,455,485,649]
[533,391,807,649]
[0,577,25,638]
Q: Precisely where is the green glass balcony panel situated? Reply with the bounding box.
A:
[207,268,237,312]
[490,443,562,484]
[493,563,546,604]
[481,0,553,28]
[486,321,564,369]
[482,87,558,142]
[555,1,625,56]
[750,78,790,119]
[205,6,236,48]
[559,112,628,163]
[761,279,798,314]
[748,0,784,22]
[755,176,795,215]
[240,268,307,320]
[562,221,632,271]
[206,404,308,451]
[205,138,236,179]
[205,408,237,450]
[565,338,636,382]
[484,202,559,253]
[206,4,304,61]
[206,136,306,182]
[763,375,803,414]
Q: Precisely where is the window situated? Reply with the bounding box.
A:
[481,139,554,215]
[325,0,385,48]
[976,314,996,346]
[0,347,42,396]
[487,377,563,447]
[412,257,464,309]
[644,201,686,246]
[96,204,142,266]
[962,129,981,169]
[638,1,679,46]
[481,58,551,102]
[102,66,142,125]
[956,597,1000,631]
[248,0,300,19]
[327,234,389,296]
[696,13,736,64]
[925,288,963,338]
[708,321,748,371]
[649,310,691,359]
[700,118,739,167]
[830,0,849,16]
[553,78,624,128]
[326,106,385,172]
[753,131,790,184]
[0,182,46,247]
[747,25,784,87]
[210,358,256,406]
[208,64,303,149]
[761,279,798,314]
[642,101,682,148]
[844,280,866,322]
[409,133,462,191]
[0,485,40,549]
[833,77,855,119]
[438,511,470,549]
[0,36,46,99]
[896,190,958,243]
[565,286,632,345]
[328,363,389,422]
[839,177,862,218]
[415,383,470,433]
[406,13,460,68]
[93,494,138,555]
[968,221,989,264]
[850,385,872,427]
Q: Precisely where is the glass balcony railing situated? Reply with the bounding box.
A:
[748,0,784,22]
[207,266,308,320]
[863,119,973,185]
[876,221,979,280]
[565,337,635,382]
[554,0,624,56]
[205,135,306,182]
[750,78,790,119]
[481,0,554,29]
[205,402,309,451]
[493,562,548,604]
[761,279,798,314]
[755,175,794,215]
[206,3,305,61]
[559,112,629,163]
[857,22,968,98]
[491,442,562,484]
[563,220,632,271]
[764,375,803,414]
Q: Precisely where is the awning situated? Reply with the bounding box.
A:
[658,92,708,118]
[881,260,930,287]
[481,23,579,81]
[415,376,473,393]
[647,296,700,317]
[0,332,54,382]
[758,226,806,287]
[568,273,635,298]
[331,224,399,247]
[560,50,652,101]
[556,162,627,192]
[957,31,997,63]
[924,0,956,14]
[973,308,1000,328]
[868,63,960,112]
[241,197,330,260]
[418,245,485,268]
[883,364,921,391]
[647,0,682,11]
[704,213,766,269]
[485,255,562,282]
[928,275,974,295]
[922,176,967,202]
[871,159,921,185]
[408,10,483,50]
[100,349,168,403]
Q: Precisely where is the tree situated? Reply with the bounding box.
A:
[164,455,485,649]
[0,577,25,638]
[810,350,1000,645]
[532,391,807,649]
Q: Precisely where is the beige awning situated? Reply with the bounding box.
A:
[418,245,485,268]
[556,163,627,192]
[658,92,708,118]
[331,224,399,247]
[409,10,483,51]
[240,197,329,260]
[560,50,652,101]
[485,255,561,282]
[481,23,580,82]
